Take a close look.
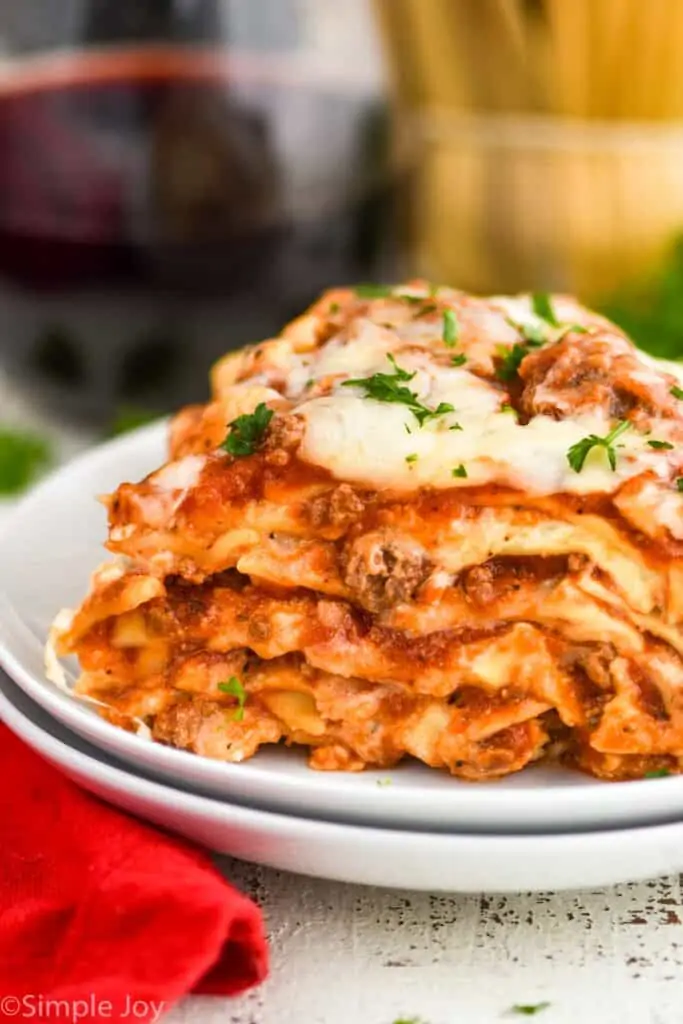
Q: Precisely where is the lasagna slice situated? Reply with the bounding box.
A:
[51,283,683,781]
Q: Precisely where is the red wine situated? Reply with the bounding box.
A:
[0,50,395,421]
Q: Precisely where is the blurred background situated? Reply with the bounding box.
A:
[1,0,683,493]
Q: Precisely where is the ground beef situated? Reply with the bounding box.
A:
[152,699,222,750]
[460,555,570,606]
[519,331,683,427]
[307,483,367,530]
[340,531,431,611]
[263,413,304,464]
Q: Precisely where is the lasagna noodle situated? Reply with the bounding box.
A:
[52,282,683,781]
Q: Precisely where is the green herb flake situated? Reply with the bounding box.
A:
[405,453,418,464]
[647,439,674,450]
[342,355,454,427]
[555,323,588,340]
[221,402,273,459]
[496,343,531,381]
[109,405,157,438]
[671,385,683,401]
[354,283,394,298]
[500,402,518,416]
[329,302,340,314]
[644,768,671,779]
[218,677,247,721]
[0,428,53,495]
[566,420,630,473]
[452,464,468,478]
[531,292,559,326]
[376,777,393,787]
[510,1002,551,1017]
[442,308,459,347]
[518,321,547,345]
[449,422,463,431]
[677,477,683,492]
[450,353,467,367]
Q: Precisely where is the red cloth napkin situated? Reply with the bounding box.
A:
[0,724,268,1022]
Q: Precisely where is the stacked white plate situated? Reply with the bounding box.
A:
[2,424,683,893]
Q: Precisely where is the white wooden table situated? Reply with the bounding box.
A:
[3,374,682,1024]
[179,859,683,1024]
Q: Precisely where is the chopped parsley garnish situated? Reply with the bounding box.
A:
[531,291,559,326]
[500,402,517,416]
[376,777,393,787]
[555,323,588,340]
[218,677,246,721]
[452,464,468,478]
[342,355,454,427]
[221,403,273,458]
[0,428,52,495]
[405,453,418,464]
[647,439,674,450]
[496,341,541,381]
[510,1002,551,1017]
[671,385,683,401]
[442,308,459,347]
[450,353,467,367]
[517,321,547,345]
[329,302,340,314]
[566,420,630,473]
[677,477,683,492]
[354,283,394,298]
[109,405,157,437]
[644,768,670,779]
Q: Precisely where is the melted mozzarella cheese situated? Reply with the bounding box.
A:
[294,344,676,494]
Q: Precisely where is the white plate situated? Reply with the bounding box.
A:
[1,422,682,835]
[3,668,683,893]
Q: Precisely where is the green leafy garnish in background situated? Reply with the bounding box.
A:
[109,405,158,437]
[600,235,683,359]
[0,428,52,495]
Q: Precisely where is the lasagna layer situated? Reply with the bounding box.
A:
[50,282,683,781]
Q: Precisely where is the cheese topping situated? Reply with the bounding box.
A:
[294,346,677,495]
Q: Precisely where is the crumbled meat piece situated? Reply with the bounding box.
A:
[461,556,569,606]
[308,483,367,531]
[152,698,282,760]
[520,331,683,427]
[263,413,304,453]
[341,531,431,611]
